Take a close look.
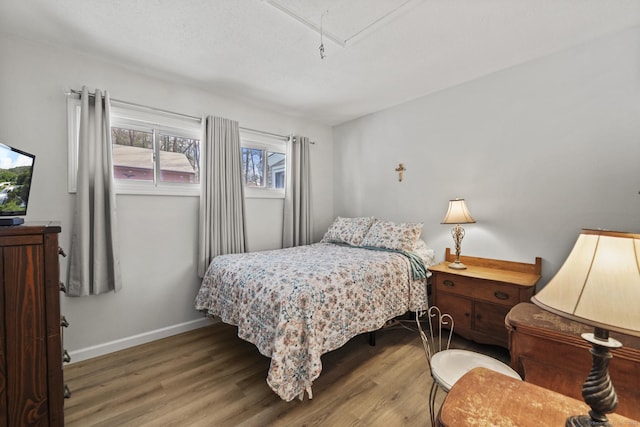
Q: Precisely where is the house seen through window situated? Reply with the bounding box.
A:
[68,96,288,199]
[111,127,200,185]
[67,97,202,196]
[241,131,287,199]
[242,148,285,189]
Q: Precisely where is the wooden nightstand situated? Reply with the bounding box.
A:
[429,248,541,348]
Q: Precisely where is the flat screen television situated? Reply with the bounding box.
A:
[0,143,35,226]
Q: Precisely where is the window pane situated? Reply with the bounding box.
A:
[158,134,200,184]
[242,147,265,187]
[267,151,286,189]
[111,127,154,181]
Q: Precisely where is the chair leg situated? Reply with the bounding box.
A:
[428,381,439,427]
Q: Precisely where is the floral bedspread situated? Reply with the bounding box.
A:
[194,242,428,401]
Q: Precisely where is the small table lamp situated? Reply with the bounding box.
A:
[441,198,475,270]
[531,229,640,427]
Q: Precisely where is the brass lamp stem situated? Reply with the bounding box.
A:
[448,224,467,269]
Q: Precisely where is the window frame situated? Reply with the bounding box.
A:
[67,97,202,196]
[240,131,288,199]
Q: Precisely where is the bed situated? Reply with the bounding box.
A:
[195,217,435,401]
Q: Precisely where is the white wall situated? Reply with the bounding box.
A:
[333,27,640,286]
[3,25,639,360]
[0,34,334,360]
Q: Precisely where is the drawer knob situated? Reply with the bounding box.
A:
[494,291,509,300]
[63,350,71,364]
[59,282,67,293]
[60,316,69,328]
[58,247,67,257]
[443,279,455,287]
[64,384,72,399]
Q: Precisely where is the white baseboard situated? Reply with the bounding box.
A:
[68,317,217,364]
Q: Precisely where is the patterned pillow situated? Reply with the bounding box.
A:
[360,220,424,252]
[321,216,377,246]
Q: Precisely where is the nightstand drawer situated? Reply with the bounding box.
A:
[434,274,475,296]
[436,274,518,307]
[472,281,518,306]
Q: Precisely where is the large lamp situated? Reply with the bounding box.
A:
[441,198,476,270]
[531,229,640,427]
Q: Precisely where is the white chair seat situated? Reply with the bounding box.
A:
[430,348,521,391]
[415,307,521,426]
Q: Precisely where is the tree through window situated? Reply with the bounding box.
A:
[240,131,287,198]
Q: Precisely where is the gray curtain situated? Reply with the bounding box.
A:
[67,86,122,296]
[198,116,247,277]
[283,135,312,247]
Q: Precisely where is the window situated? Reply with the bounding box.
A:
[67,97,202,196]
[240,131,288,199]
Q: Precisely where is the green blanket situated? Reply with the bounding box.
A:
[358,245,428,280]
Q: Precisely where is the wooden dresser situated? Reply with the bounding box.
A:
[506,302,640,420]
[0,223,64,426]
[429,249,541,348]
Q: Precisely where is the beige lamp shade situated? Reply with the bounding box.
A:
[532,229,640,337]
[441,199,476,224]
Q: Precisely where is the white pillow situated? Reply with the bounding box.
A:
[413,239,436,266]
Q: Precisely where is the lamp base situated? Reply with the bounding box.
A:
[448,261,467,270]
[564,329,622,427]
[566,414,611,427]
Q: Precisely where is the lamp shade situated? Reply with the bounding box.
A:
[441,198,475,224]
[532,229,640,337]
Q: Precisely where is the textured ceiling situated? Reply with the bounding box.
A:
[1,0,639,125]
[265,0,424,46]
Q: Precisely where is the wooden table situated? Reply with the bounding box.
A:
[438,368,639,427]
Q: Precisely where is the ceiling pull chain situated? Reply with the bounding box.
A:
[319,10,328,59]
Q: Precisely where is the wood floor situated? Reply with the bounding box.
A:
[63,320,509,427]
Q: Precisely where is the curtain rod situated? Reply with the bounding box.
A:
[66,88,304,142]
[238,126,290,141]
[66,88,201,122]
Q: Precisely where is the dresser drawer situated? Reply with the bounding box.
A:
[436,274,519,307]
[472,281,519,306]
[434,274,475,296]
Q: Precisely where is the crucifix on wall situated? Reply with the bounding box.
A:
[395,163,406,182]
